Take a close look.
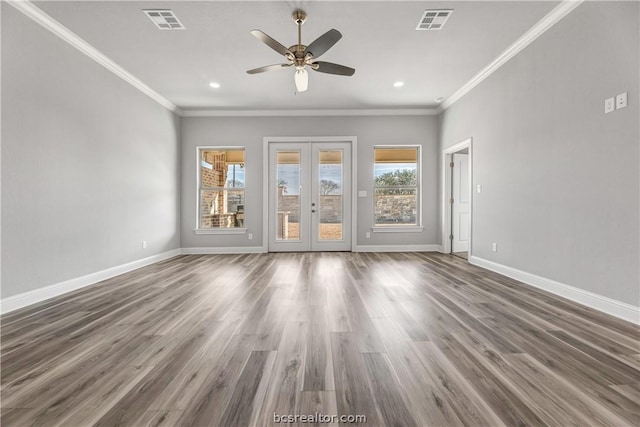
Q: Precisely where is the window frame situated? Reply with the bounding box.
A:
[371,145,423,233]
[195,146,247,235]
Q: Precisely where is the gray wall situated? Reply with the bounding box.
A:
[181,115,439,249]
[439,1,639,305]
[4,0,635,310]
[1,4,181,299]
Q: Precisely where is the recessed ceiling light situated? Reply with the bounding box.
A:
[393,81,404,88]
[209,82,220,89]
[435,96,444,102]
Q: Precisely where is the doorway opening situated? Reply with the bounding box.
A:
[264,137,356,252]
[442,138,472,260]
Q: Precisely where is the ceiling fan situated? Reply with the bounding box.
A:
[247,10,355,92]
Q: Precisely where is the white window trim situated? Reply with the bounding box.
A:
[373,145,422,230]
[194,228,247,235]
[371,225,424,233]
[195,145,246,234]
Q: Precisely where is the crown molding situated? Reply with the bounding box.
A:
[7,0,182,115]
[441,0,584,111]
[8,0,583,117]
[181,108,439,117]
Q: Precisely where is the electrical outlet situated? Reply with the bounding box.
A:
[616,92,627,109]
[604,97,615,114]
[142,240,147,249]
[366,232,371,238]
[492,242,497,252]
[248,233,253,240]
[477,184,482,193]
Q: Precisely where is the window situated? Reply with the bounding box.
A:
[373,147,420,226]
[197,147,245,230]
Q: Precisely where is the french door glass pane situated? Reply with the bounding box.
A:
[276,151,301,240]
[318,150,343,241]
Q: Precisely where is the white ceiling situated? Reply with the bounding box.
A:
[32,1,560,111]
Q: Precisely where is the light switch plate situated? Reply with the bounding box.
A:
[604,97,615,114]
[358,190,367,197]
[616,92,627,109]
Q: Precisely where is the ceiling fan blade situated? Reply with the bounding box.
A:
[246,63,292,74]
[250,30,292,56]
[295,68,309,92]
[306,29,342,59]
[312,61,355,76]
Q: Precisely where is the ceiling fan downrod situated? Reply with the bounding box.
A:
[292,10,307,67]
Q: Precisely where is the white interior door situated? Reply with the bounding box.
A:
[452,153,470,252]
[268,141,351,252]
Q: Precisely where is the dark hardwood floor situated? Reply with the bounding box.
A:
[1,252,639,426]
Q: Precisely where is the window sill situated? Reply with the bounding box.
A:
[371,226,424,233]
[194,228,247,235]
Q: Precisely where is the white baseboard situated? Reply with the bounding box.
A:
[0,249,182,315]
[469,256,640,325]
[15,246,633,326]
[1,244,442,314]
[354,244,442,253]
[183,245,444,254]
[180,246,266,255]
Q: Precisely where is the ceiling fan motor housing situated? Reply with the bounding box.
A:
[289,45,308,63]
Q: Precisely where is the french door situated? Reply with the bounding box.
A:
[268,141,352,252]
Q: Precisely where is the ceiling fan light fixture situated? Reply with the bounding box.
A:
[247,10,354,92]
[209,82,221,89]
[295,68,309,92]
[393,81,404,88]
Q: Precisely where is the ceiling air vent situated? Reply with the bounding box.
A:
[416,9,453,31]
[143,10,185,30]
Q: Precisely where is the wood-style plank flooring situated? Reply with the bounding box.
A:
[1,252,639,426]
[453,252,468,260]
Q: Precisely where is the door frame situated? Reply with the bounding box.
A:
[442,137,473,255]
[262,136,358,252]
